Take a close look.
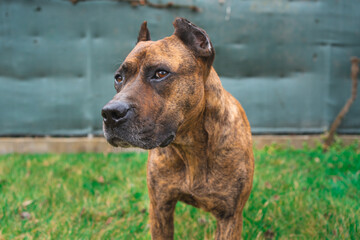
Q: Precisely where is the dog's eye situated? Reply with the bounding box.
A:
[154,70,169,79]
[114,74,123,84]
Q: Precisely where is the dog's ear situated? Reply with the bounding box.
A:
[137,21,151,43]
[173,18,214,63]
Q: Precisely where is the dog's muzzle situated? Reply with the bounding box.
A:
[101,101,176,149]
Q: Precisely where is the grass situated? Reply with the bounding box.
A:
[0,142,359,239]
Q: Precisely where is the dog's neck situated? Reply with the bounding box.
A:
[171,68,226,143]
[168,67,229,186]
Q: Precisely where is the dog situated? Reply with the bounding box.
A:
[102,18,254,240]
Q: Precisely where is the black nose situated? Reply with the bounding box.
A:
[101,101,131,125]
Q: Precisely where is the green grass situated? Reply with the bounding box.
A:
[0,142,359,239]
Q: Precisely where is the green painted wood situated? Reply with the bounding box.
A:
[0,0,359,135]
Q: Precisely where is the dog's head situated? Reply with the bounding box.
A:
[102,18,215,149]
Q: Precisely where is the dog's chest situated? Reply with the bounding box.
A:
[177,170,245,218]
[178,186,237,219]
[148,147,248,218]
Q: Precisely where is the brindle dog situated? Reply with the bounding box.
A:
[102,18,254,240]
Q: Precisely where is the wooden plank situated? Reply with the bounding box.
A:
[0,135,358,154]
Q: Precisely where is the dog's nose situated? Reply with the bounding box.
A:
[101,101,131,125]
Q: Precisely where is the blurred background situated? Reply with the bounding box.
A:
[1,0,359,138]
[1,1,359,239]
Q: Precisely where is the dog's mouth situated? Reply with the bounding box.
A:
[107,137,133,148]
[159,134,175,148]
[105,130,176,149]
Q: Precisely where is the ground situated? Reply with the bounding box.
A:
[0,141,359,239]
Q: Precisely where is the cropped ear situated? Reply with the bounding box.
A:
[173,18,214,63]
[137,21,151,43]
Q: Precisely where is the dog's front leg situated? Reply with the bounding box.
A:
[215,213,244,240]
[149,194,177,240]
[214,194,251,240]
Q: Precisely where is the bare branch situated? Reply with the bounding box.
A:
[69,0,200,12]
[323,57,359,150]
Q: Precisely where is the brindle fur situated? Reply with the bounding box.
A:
[102,18,254,239]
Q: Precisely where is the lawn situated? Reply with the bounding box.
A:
[0,142,359,239]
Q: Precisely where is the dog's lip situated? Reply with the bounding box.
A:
[107,137,132,148]
[104,128,176,149]
[107,137,119,147]
[159,133,176,148]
